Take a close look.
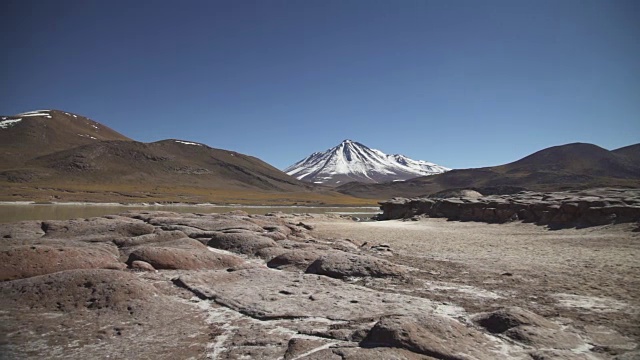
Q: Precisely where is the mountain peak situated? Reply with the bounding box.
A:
[284,140,450,186]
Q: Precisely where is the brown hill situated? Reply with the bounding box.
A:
[337,142,640,199]
[613,143,640,163]
[0,110,372,205]
[26,139,310,191]
[0,110,131,169]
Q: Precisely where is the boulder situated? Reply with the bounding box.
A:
[330,239,360,251]
[305,252,406,278]
[130,260,156,272]
[267,250,322,271]
[474,307,585,350]
[284,224,314,240]
[112,230,188,247]
[263,225,292,235]
[0,220,45,240]
[262,225,292,241]
[0,245,124,281]
[0,269,156,311]
[42,217,155,238]
[473,307,558,334]
[127,246,244,270]
[118,237,207,259]
[255,246,291,261]
[300,321,372,342]
[361,315,497,360]
[0,268,211,359]
[283,338,329,360]
[208,231,278,256]
[296,222,315,230]
[261,230,288,241]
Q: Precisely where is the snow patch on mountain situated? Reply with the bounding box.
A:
[17,110,50,115]
[175,140,202,146]
[0,118,22,129]
[285,140,450,186]
[17,110,52,118]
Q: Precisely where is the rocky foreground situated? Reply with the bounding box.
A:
[1,209,638,359]
[378,188,640,227]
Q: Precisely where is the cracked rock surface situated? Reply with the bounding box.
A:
[1,209,638,359]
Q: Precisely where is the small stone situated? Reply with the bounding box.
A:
[130,260,156,272]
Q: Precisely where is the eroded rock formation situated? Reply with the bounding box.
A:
[0,209,636,359]
[378,188,640,227]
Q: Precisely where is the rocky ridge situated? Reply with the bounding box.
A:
[1,210,637,359]
[378,188,640,228]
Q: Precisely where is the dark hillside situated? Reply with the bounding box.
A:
[337,143,640,199]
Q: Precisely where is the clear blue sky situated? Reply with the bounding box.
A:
[1,0,638,169]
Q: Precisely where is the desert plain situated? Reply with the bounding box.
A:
[314,217,640,347]
[0,201,638,359]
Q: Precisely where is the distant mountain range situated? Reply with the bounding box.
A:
[1,109,638,203]
[0,110,369,205]
[285,139,449,186]
[336,142,640,199]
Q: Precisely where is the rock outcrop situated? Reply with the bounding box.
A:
[207,231,279,256]
[0,244,124,281]
[362,315,497,360]
[473,306,557,333]
[378,188,640,227]
[267,249,323,271]
[0,269,211,359]
[305,252,406,278]
[474,307,584,350]
[126,244,244,270]
[0,209,635,359]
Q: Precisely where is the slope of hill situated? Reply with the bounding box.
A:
[26,139,308,191]
[337,142,640,199]
[613,143,640,163]
[0,110,131,169]
[0,110,373,205]
[285,139,449,185]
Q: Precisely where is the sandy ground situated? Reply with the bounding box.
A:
[309,218,640,344]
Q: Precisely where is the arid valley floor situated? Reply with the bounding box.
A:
[1,208,638,359]
[314,217,640,354]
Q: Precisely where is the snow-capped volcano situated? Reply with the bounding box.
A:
[284,140,450,186]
